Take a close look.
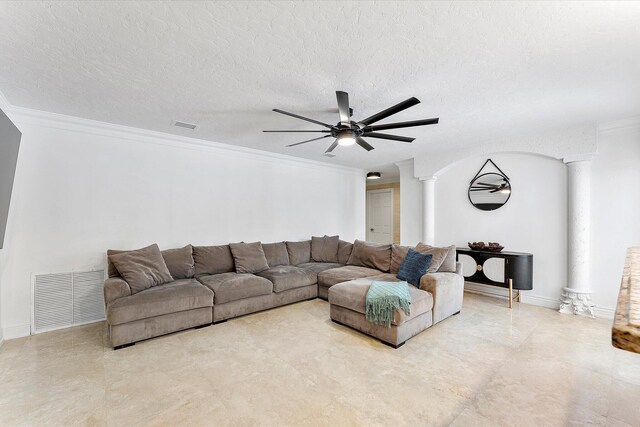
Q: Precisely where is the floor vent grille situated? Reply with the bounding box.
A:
[33,270,105,333]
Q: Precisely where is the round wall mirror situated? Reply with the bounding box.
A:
[468,172,511,211]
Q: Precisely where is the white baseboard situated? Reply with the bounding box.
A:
[464,282,614,320]
[2,324,30,340]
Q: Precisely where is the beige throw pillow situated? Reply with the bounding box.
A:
[390,244,411,274]
[229,242,270,274]
[108,244,174,294]
[415,243,457,273]
[347,239,392,272]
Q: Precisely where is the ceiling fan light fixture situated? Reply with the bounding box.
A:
[337,130,356,146]
[366,172,381,180]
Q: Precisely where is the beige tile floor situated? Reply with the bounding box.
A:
[1,292,640,426]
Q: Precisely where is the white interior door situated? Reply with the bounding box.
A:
[366,189,393,244]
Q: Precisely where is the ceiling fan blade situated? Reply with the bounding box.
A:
[272,109,334,129]
[263,130,331,133]
[355,136,375,152]
[469,188,491,191]
[325,139,339,153]
[490,188,501,193]
[477,182,501,187]
[365,118,439,132]
[357,97,420,127]
[286,135,331,147]
[336,91,351,126]
[361,132,415,143]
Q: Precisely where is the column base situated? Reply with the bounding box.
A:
[559,287,595,318]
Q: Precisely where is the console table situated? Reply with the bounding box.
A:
[456,248,533,308]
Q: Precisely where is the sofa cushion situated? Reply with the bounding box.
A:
[161,245,195,279]
[197,272,273,304]
[298,262,343,275]
[193,245,235,276]
[262,242,290,267]
[311,235,339,263]
[415,243,456,273]
[109,244,174,294]
[397,248,433,287]
[390,244,411,274]
[328,278,434,326]
[347,240,392,272]
[286,240,311,265]
[108,245,195,279]
[318,265,383,288]
[229,242,270,274]
[106,279,213,325]
[256,265,317,293]
[338,240,354,265]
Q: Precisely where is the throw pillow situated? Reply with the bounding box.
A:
[415,243,457,273]
[192,245,235,276]
[396,248,433,287]
[311,235,339,263]
[229,242,270,274]
[337,240,354,264]
[161,245,195,279]
[347,239,392,272]
[108,243,174,294]
[262,242,290,267]
[285,240,311,265]
[415,243,449,273]
[390,244,411,274]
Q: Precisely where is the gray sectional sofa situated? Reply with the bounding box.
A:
[104,237,464,349]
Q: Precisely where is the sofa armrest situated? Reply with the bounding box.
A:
[419,272,464,324]
[104,277,131,307]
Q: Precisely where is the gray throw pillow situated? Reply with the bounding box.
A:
[337,240,354,264]
[262,242,290,267]
[161,245,195,279]
[229,242,270,274]
[193,245,235,276]
[347,239,392,272]
[390,244,411,274]
[311,235,339,263]
[286,240,311,266]
[415,243,457,273]
[108,244,174,294]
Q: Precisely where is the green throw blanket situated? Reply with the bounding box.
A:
[365,281,411,328]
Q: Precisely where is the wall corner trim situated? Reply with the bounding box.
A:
[4,105,365,176]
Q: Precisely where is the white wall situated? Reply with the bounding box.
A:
[590,124,640,311]
[427,122,640,316]
[0,110,366,338]
[434,153,568,307]
[396,159,423,245]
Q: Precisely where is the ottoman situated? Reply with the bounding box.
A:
[328,278,434,348]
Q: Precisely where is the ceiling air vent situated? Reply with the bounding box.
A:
[172,120,198,130]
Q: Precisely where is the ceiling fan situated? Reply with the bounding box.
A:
[263,91,439,153]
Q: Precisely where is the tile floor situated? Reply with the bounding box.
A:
[1,292,639,426]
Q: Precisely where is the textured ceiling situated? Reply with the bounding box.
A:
[1,1,640,177]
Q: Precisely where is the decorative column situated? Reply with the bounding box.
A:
[421,176,437,245]
[559,156,595,317]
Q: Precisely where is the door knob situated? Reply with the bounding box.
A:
[370,228,374,231]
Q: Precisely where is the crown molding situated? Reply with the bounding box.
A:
[4,104,365,175]
[598,116,640,133]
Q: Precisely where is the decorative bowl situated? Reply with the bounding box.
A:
[468,242,485,250]
[468,241,504,252]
